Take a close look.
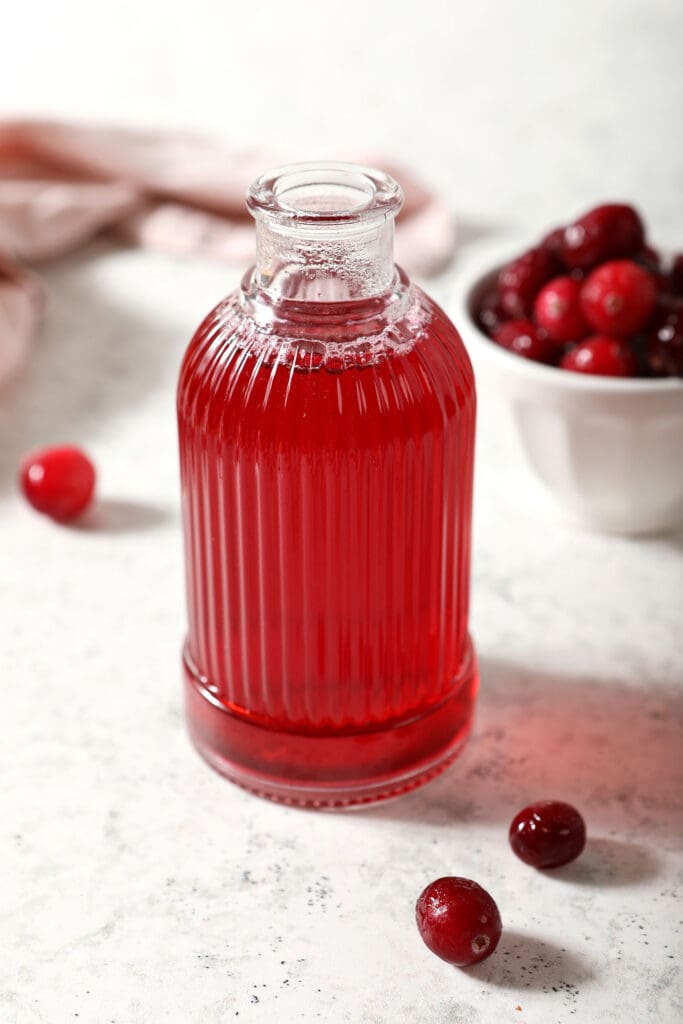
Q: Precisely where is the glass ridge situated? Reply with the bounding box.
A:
[177,162,478,805]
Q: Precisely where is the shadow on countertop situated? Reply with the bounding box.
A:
[363,657,683,861]
[72,497,174,534]
[550,836,660,888]
[465,928,594,993]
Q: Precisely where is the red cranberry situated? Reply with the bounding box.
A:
[646,304,683,377]
[667,254,683,297]
[509,800,586,869]
[559,336,636,377]
[476,286,507,337]
[493,319,558,364]
[580,260,657,337]
[19,445,96,521]
[561,204,645,269]
[636,244,661,273]
[540,226,565,260]
[633,246,670,292]
[498,247,559,319]
[416,877,502,967]
[533,276,589,342]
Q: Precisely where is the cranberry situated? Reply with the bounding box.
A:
[634,247,669,292]
[533,276,589,342]
[560,336,636,377]
[19,445,96,521]
[493,319,558,364]
[509,800,586,869]
[646,304,683,377]
[667,254,683,296]
[540,226,565,259]
[561,204,645,269]
[636,244,661,273]
[580,260,657,337]
[476,286,507,337]
[498,247,559,319]
[416,877,502,967]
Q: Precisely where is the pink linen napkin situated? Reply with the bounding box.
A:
[0,120,456,384]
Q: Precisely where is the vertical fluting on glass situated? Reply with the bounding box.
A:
[178,164,477,804]
[178,291,475,733]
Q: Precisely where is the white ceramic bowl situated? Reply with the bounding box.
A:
[456,262,683,535]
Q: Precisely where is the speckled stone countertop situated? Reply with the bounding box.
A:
[2,239,681,1024]
[2,2,683,1021]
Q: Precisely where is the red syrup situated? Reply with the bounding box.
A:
[177,164,477,806]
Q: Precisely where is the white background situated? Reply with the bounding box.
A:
[2,2,682,1023]
[3,0,682,238]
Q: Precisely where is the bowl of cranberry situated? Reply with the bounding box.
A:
[460,204,683,535]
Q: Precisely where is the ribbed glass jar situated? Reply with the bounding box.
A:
[177,163,477,806]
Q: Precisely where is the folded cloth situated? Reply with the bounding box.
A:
[0,120,456,384]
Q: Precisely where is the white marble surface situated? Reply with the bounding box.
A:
[2,1,683,1021]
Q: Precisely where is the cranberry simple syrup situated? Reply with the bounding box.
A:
[177,163,477,805]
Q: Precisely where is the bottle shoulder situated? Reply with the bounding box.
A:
[181,280,470,375]
[177,281,475,438]
[409,284,474,378]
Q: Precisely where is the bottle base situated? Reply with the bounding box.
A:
[183,640,478,808]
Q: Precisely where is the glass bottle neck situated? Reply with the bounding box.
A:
[253,215,397,302]
[246,162,403,304]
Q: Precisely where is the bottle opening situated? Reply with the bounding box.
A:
[277,176,373,217]
[246,162,403,302]
[247,162,403,226]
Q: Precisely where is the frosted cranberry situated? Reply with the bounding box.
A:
[580,260,657,337]
[493,319,558,364]
[416,877,502,967]
[561,204,645,269]
[560,336,636,377]
[646,304,683,377]
[498,247,559,319]
[509,800,586,869]
[476,286,507,337]
[19,445,96,521]
[533,276,589,342]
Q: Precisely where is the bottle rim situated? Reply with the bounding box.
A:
[247,161,403,227]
